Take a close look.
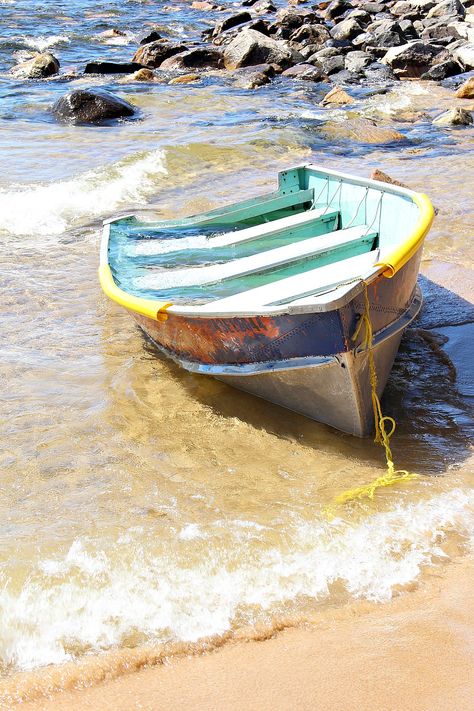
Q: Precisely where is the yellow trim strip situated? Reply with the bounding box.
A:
[374,192,435,278]
[98,264,173,320]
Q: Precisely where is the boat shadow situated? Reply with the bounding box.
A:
[142,275,473,476]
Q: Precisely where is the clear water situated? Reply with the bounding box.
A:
[0,0,473,697]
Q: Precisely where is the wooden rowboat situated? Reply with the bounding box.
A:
[99,164,434,436]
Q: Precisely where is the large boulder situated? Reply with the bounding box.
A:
[11,52,59,79]
[160,47,224,70]
[52,89,136,124]
[322,117,406,144]
[132,41,188,68]
[223,29,299,69]
[426,0,465,19]
[381,41,443,77]
[330,19,363,42]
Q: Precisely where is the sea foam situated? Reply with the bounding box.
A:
[0,488,472,672]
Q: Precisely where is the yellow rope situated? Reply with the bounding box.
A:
[332,282,417,507]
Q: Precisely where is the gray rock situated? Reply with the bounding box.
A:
[364,60,398,81]
[453,42,474,69]
[360,2,386,12]
[160,48,224,70]
[432,107,473,124]
[84,61,145,74]
[330,19,363,42]
[324,0,352,21]
[381,41,443,77]
[282,62,324,80]
[223,29,298,69]
[232,63,276,88]
[399,19,418,38]
[318,54,346,74]
[427,0,466,19]
[421,59,463,78]
[11,52,59,79]
[213,11,252,36]
[345,50,372,72]
[252,0,276,14]
[352,31,376,47]
[132,41,188,68]
[52,89,135,124]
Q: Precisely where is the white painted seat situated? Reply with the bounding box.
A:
[187,250,381,316]
[135,225,376,291]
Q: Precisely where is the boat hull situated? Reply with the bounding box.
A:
[131,266,422,437]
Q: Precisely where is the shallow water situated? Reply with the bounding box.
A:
[1,0,474,697]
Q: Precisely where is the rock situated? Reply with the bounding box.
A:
[330,19,363,42]
[52,89,135,124]
[421,59,463,79]
[191,1,217,8]
[427,0,465,19]
[119,68,156,83]
[455,75,474,96]
[290,23,331,45]
[139,31,162,45]
[323,117,406,143]
[282,62,325,80]
[316,54,345,74]
[345,50,372,72]
[132,41,188,68]
[371,169,408,187]
[361,2,386,12]
[232,63,276,88]
[160,48,223,70]
[364,60,398,82]
[11,52,59,79]
[321,85,354,104]
[223,29,298,70]
[453,43,474,69]
[168,73,201,84]
[213,11,252,36]
[99,29,127,40]
[432,106,473,124]
[381,41,443,77]
[324,0,352,21]
[84,61,145,74]
[252,0,276,13]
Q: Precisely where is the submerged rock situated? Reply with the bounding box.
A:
[119,68,157,83]
[432,106,473,124]
[232,63,276,88]
[223,29,298,70]
[168,73,201,84]
[323,117,406,143]
[52,89,136,124]
[11,52,59,79]
[132,41,188,68]
[370,168,408,188]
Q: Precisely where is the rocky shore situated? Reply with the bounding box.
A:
[9,0,474,125]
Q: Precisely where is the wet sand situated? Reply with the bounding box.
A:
[18,552,474,711]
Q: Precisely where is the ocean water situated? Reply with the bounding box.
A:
[1,0,474,701]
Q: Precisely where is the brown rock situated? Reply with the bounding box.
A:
[119,68,156,83]
[11,52,60,79]
[370,169,408,188]
[191,1,217,8]
[132,41,188,68]
[320,85,354,105]
[455,76,474,98]
[168,73,201,84]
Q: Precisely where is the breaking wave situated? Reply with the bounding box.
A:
[0,488,472,674]
[0,149,167,236]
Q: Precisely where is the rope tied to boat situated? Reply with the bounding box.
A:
[332,281,417,507]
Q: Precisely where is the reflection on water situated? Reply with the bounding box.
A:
[0,0,473,691]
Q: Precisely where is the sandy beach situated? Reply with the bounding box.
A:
[13,552,474,710]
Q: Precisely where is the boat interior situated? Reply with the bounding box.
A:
[105,165,423,316]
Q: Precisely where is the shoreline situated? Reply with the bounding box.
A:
[15,552,474,711]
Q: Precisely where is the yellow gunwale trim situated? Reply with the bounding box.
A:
[98,264,173,321]
[374,192,435,278]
